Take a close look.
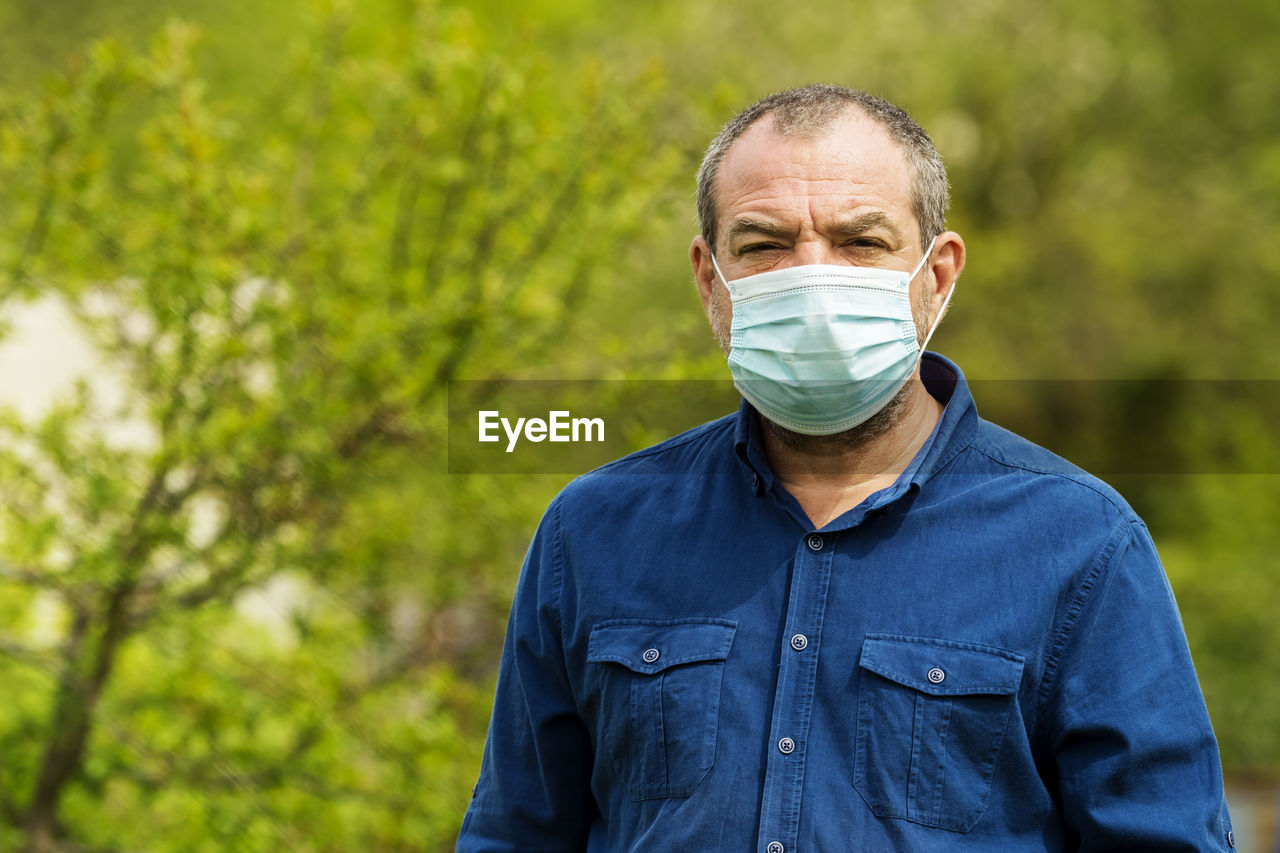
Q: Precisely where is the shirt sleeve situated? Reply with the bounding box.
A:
[457,499,596,852]
[1043,518,1234,851]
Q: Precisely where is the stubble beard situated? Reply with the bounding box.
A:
[759,382,912,453]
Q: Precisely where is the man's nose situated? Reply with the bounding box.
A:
[791,240,841,267]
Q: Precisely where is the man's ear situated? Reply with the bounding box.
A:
[927,231,966,317]
[690,235,718,314]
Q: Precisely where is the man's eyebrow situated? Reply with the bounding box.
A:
[725,211,906,246]
[831,211,903,242]
[726,217,797,242]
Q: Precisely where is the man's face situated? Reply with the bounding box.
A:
[698,109,932,355]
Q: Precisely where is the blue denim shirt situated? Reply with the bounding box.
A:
[458,354,1234,852]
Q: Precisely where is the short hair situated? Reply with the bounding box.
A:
[696,84,949,256]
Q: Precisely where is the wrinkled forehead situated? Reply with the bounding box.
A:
[715,110,914,220]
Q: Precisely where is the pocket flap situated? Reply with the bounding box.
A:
[859,635,1024,697]
[588,618,737,675]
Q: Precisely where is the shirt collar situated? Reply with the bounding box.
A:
[733,396,774,495]
[733,351,979,502]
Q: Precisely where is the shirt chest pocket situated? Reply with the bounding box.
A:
[854,635,1025,833]
[587,618,737,801]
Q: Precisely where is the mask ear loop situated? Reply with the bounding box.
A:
[916,237,955,352]
[708,248,730,290]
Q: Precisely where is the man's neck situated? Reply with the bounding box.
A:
[761,376,943,529]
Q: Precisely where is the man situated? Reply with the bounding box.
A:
[458,85,1234,851]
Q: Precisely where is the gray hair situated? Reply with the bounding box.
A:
[696,85,949,256]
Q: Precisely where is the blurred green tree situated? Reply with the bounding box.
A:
[0,4,681,850]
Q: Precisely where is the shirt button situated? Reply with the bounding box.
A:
[806,534,823,552]
[790,633,808,651]
[642,648,660,664]
[927,667,946,684]
[1227,830,1236,848]
[778,737,796,755]
[766,843,785,853]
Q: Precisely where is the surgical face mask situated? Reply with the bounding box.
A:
[710,242,950,436]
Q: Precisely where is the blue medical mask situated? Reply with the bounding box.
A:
[710,242,949,435]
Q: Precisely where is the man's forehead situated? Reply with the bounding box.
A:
[716,110,912,214]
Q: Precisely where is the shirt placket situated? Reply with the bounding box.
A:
[756,530,836,853]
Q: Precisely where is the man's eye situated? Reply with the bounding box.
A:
[846,238,886,249]
[740,244,782,254]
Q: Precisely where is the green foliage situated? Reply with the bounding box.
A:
[1161,476,1280,774]
[0,4,683,849]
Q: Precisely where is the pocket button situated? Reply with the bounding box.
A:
[642,648,660,663]
[927,667,946,684]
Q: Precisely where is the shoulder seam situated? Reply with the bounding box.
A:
[967,442,1129,514]
[550,497,566,639]
[1032,515,1133,753]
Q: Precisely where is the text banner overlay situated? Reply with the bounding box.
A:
[447,379,1280,477]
